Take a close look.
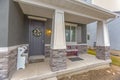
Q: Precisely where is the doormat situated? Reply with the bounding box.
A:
[69,57,83,62]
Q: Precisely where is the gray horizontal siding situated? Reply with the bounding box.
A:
[108,17,120,50]
[87,22,97,47]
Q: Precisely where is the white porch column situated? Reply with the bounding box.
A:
[96,21,110,60]
[50,10,67,71]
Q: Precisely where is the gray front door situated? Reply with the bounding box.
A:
[29,20,45,56]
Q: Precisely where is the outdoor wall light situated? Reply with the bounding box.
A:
[46,29,52,36]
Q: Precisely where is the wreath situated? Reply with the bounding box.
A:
[32,28,41,37]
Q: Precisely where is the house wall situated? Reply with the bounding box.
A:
[0,0,29,80]
[0,0,28,47]
[0,0,9,47]
[108,16,120,50]
[87,22,97,47]
[7,1,29,79]
[8,0,28,46]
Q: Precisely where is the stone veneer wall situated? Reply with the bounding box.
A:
[50,49,67,71]
[0,51,8,80]
[8,48,18,79]
[96,46,110,60]
[0,46,20,80]
[78,45,87,54]
[45,46,50,57]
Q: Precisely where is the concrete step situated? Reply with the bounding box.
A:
[29,55,45,63]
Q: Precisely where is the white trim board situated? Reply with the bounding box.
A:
[65,22,78,27]
[0,47,8,53]
[28,16,47,21]
[0,44,28,53]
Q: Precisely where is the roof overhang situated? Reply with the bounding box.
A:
[14,0,119,24]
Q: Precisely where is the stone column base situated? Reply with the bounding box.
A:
[96,46,110,60]
[50,49,67,71]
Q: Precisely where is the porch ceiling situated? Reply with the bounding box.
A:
[14,0,118,24]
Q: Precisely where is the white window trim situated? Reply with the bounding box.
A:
[65,23,77,27]
[65,23,77,44]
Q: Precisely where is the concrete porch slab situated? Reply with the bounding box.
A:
[11,54,111,80]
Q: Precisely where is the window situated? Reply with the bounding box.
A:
[81,0,91,3]
[65,23,77,43]
[65,25,70,42]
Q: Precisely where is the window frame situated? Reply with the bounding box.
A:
[81,0,91,3]
[65,23,77,44]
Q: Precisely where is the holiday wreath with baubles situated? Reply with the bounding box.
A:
[32,28,42,37]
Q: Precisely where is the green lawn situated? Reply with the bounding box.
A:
[87,49,96,55]
[111,56,120,66]
[88,49,120,67]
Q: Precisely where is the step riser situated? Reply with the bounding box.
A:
[29,55,45,63]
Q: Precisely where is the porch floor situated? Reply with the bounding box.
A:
[11,54,111,80]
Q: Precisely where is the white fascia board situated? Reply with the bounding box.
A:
[71,0,119,18]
